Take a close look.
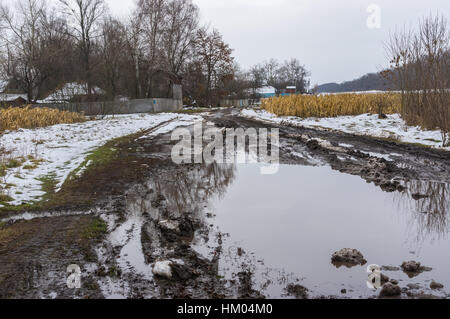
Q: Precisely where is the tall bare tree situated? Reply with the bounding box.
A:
[162,0,199,81]
[100,18,127,99]
[387,14,449,146]
[39,8,76,97]
[278,58,310,93]
[125,10,145,98]
[137,0,166,98]
[0,0,61,102]
[194,28,234,106]
[59,0,106,98]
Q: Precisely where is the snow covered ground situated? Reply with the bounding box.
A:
[0,113,201,207]
[242,109,449,150]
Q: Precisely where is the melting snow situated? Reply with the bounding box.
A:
[0,113,201,207]
[242,109,449,151]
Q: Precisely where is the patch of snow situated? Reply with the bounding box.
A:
[338,143,354,148]
[318,90,393,96]
[0,210,94,223]
[0,113,200,206]
[48,292,57,299]
[109,212,153,278]
[42,82,105,102]
[242,109,449,151]
[257,86,276,94]
[0,93,27,102]
[138,115,202,139]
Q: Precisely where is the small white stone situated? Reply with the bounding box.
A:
[152,261,173,279]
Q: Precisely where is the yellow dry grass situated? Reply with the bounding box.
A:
[0,106,86,133]
[261,93,402,118]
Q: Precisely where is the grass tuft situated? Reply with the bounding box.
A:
[0,106,86,133]
[262,93,401,118]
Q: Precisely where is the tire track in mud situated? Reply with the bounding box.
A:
[206,109,450,192]
[0,117,205,299]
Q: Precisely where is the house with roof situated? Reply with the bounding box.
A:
[41,82,106,103]
[0,93,27,106]
[280,86,297,96]
[0,79,28,106]
[256,86,276,98]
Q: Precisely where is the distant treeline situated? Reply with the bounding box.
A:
[316,72,397,93]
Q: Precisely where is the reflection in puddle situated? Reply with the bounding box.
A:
[395,181,450,243]
[99,162,237,298]
[101,157,450,298]
[202,164,450,298]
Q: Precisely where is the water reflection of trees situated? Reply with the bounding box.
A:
[150,162,236,217]
[394,180,450,242]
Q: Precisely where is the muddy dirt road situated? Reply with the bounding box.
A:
[1,108,449,299]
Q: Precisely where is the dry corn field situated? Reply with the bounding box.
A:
[261,93,402,118]
[0,106,86,133]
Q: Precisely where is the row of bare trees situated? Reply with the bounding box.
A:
[0,0,236,106]
[248,58,311,95]
[387,14,449,146]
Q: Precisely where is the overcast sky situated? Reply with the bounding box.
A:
[103,0,449,85]
[6,0,448,85]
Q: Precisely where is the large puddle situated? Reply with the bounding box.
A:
[194,163,450,298]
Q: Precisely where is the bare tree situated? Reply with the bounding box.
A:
[59,0,107,98]
[194,28,234,106]
[278,58,310,93]
[262,59,280,91]
[161,0,199,81]
[0,0,47,102]
[125,10,145,98]
[39,8,76,97]
[136,0,166,98]
[386,26,414,114]
[100,18,127,99]
[248,63,265,96]
[249,58,311,94]
[387,14,449,146]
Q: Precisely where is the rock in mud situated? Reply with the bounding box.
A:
[401,261,422,272]
[306,139,320,150]
[152,261,173,279]
[286,284,309,299]
[171,262,197,281]
[430,281,444,290]
[406,283,421,290]
[238,271,263,299]
[331,248,367,267]
[159,220,179,231]
[381,273,390,284]
[412,193,429,200]
[178,217,195,238]
[401,261,432,277]
[380,180,405,193]
[379,282,401,298]
[382,265,401,272]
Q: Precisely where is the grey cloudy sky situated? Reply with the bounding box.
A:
[104,0,449,85]
[6,0,448,85]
